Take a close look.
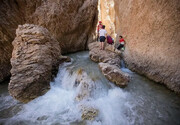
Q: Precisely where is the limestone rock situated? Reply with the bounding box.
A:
[81,106,98,121]
[89,42,121,67]
[88,42,130,86]
[98,0,116,39]
[0,0,98,82]
[99,0,180,93]
[27,0,98,54]
[99,63,130,87]
[8,24,61,103]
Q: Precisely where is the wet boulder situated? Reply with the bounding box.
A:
[9,24,61,103]
[81,106,99,121]
[99,63,130,88]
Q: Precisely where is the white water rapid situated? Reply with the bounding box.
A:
[0,51,180,125]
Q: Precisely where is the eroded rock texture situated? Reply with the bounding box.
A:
[89,42,120,67]
[89,42,130,87]
[100,0,180,93]
[9,24,60,103]
[99,63,130,87]
[0,0,98,82]
[26,0,98,53]
[81,106,98,121]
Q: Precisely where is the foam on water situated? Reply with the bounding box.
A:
[5,60,130,125]
[1,51,180,125]
[88,88,129,125]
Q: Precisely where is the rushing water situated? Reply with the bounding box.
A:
[0,51,180,125]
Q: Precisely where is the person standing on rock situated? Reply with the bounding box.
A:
[99,25,107,50]
[97,21,103,41]
[117,35,125,51]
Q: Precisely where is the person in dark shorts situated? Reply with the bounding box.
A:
[99,25,107,50]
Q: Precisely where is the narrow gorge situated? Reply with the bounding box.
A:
[99,0,180,93]
[0,0,180,125]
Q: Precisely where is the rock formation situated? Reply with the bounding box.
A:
[89,42,120,67]
[98,0,116,38]
[0,0,98,82]
[99,0,180,93]
[89,42,130,87]
[9,24,61,103]
[81,105,98,121]
[99,63,130,87]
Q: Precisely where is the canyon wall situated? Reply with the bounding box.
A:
[100,0,180,93]
[0,0,25,82]
[99,0,116,38]
[0,0,98,82]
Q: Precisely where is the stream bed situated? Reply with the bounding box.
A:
[0,51,180,125]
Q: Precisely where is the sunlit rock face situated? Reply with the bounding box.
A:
[98,0,116,38]
[0,0,98,82]
[99,0,180,93]
[9,24,61,103]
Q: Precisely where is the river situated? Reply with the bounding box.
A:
[0,51,180,125]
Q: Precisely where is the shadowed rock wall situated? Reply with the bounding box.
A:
[0,0,26,82]
[0,0,98,82]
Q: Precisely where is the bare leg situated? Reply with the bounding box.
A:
[102,42,104,50]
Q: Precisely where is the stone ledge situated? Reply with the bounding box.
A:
[88,42,130,87]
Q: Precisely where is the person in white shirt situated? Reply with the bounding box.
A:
[99,25,107,50]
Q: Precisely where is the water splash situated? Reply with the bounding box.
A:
[4,60,130,125]
[1,51,180,125]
